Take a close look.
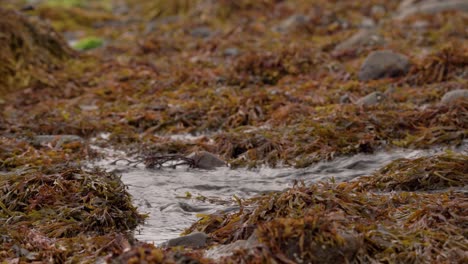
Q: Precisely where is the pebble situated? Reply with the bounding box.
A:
[440,89,468,104]
[190,27,212,38]
[358,50,410,81]
[223,47,240,57]
[355,92,386,107]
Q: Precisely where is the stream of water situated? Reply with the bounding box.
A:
[92,142,467,245]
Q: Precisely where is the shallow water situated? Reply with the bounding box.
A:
[92,142,467,245]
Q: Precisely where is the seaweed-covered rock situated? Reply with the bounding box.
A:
[188,151,226,169]
[440,89,468,104]
[355,91,386,106]
[0,8,73,96]
[358,50,411,81]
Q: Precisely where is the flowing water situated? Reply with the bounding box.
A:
[92,142,467,245]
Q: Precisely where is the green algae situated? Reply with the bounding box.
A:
[73,36,104,51]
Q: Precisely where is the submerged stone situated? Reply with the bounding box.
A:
[440,89,468,104]
[187,151,226,169]
[358,50,410,81]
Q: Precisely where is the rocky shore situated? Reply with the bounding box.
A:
[0,0,467,263]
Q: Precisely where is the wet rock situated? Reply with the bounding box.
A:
[187,151,226,170]
[31,135,84,147]
[275,14,308,33]
[190,26,212,38]
[358,50,410,81]
[334,29,384,53]
[440,89,468,104]
[177,202,209,212]
[396,0,468,19]
[164,232,208,248]
[355,92,386,107]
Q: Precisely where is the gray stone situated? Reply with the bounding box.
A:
[164,232,208,248]
[356,92,386,107]
[223,47,240,57]
[358,50,410,81]
[187,151,226,169]
[440,89,468,104]
[339,94,352,104]
[396,0,468,19]
[190,27,212,38]
[31,135,84,147]
[334,29,384,53]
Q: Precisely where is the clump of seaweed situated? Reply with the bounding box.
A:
[109,243,211,264]
[0,137,145,262]
[0,7,74,96]
[186,179,467,263]
[406,42,468,85]
[354,152,468,191]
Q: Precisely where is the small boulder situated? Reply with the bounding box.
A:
[164,232,208,248]
[356,92,386,107]
[440,89,468,104]
[333,29,385,54]
[187,151,226,169]
[358,50,410,81]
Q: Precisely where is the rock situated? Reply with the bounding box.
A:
[223,47,240,57]
[333,29,385,53]
[339,94,352,104]
[190,27,212,38]
[164,232,208,248]
[275,14,308,33]
[177,202,209,212]
[358,50,410,81]
[205,232,260,258]
[187,151,226,169]
[31,135,84,147]
[396,0,468,19]
[440,89,468,104]
[355,92,386,107]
